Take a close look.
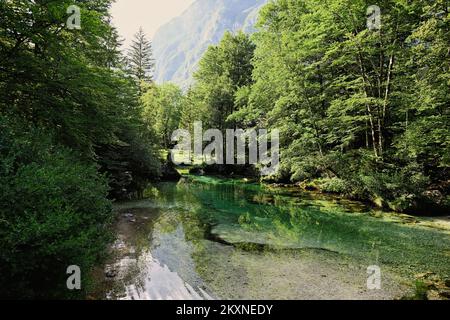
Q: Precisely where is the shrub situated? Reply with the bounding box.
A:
[319,178,352,194]
[0,118,113,298]
[348,162,429,211]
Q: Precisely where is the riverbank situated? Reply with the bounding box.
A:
[184,164,449,216]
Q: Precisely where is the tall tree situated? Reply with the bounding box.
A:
[128,27,155,83]
[142,83,184,148]
[0,0,161,298]
[191,31,255,129]
[224,0,449,211]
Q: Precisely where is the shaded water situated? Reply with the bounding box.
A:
[92,175,450,300]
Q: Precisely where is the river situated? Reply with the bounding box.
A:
[90,175,450,300]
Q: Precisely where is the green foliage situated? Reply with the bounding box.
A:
[0,0,161,197]
[0,0,448,298]
[0,0,161,298]
[142,83,184,148]
[317,178,352,195]
[182,0,449,211]
[190,31,256,129]
[1,0,122,153]
[128,27,155,83]
[218,0,448,211]
[0,117,112,299]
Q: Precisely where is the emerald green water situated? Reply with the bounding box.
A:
[93,175,450,300]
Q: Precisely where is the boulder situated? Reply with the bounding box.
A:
[160,162,181,181]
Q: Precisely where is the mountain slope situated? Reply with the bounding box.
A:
[152,0,268,88]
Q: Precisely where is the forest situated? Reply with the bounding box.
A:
[178,0,449,215]
[0,0,448,299]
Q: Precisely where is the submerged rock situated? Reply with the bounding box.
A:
[105,266,118,278]
[123,213,136,223]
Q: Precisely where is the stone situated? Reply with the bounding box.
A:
[439,290,450,299]
[426,290,441,300]
[105,267,118,278]
[415,271,435,279]
[444,279,450,288]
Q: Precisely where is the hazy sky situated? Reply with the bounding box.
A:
[110,0,195,48]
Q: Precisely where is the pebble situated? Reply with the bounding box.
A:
[105,270,117,278]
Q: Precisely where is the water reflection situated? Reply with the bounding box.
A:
[120,250,213,300]
[93,176,450,300]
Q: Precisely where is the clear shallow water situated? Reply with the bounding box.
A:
[92,175,450,300]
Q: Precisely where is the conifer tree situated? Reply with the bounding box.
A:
[128,27,155,83]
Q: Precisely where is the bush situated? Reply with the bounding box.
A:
[0,118,113,298]
[346,161,429,212]
[319,178,352,194]
[96,126,161,200]
[290,150,432,212]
